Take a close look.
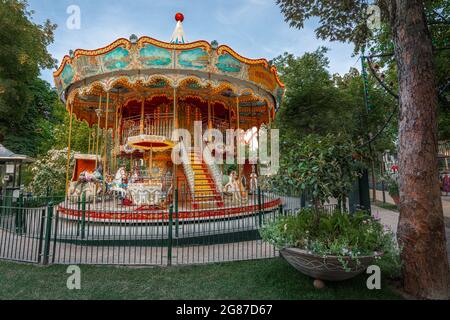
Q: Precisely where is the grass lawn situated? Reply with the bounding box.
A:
[0,258,401,300]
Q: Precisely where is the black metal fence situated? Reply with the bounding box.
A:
[0,189,337,266]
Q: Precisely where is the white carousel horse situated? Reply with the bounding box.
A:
[224,171,244,203]
[249,172,258,194]
[110,167,128,199]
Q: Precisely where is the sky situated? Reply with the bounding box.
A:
[27,0,359,86]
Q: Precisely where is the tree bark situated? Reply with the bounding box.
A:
[387,0,449,299]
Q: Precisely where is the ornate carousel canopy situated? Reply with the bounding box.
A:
[53,14,284,130]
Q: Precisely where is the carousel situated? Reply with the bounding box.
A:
[54,13,284,222]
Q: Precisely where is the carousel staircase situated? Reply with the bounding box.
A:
[188,149,224,209]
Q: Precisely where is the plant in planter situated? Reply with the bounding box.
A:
[263,134,401,282]
[261,208,400,281]
[271,134,359,218]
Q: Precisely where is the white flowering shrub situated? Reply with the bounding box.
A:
[28,148,75,196]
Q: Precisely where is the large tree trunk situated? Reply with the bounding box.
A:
[388,0,449,299]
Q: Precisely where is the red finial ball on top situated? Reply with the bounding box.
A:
[175,12,184,22]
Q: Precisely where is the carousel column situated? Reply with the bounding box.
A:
[102,91,110,202]
[88,127,91,155]
[140,97,145,135]
[208,90,212,142]
[172,86,178,205]
[95,94,103,168]
[268,104,272,128]
[236,95,241,181]
[65,101,74,196]
[112,103,116,172]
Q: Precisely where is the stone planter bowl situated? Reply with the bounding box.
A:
[280,247,381,282]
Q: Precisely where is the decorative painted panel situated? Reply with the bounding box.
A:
[139,44,172,67]
[177,48,209,70]
[102,46,131,70]
[75,55,101,78]
[215,53,242,73]
[61,64,75,86]
[248,64,277,92]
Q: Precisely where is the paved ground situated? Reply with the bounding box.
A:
[371,189,450,219]
[371,204,450,266]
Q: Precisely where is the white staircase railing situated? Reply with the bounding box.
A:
[203,145,223,193]
[179,141,196,198]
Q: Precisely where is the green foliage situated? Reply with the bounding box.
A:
[261,209,401,277]
[0,0,57,155]
[52,108,92,154]
[272,49,397,174]
[27,148,74,196]
[273,48,355,138]
[271,134,359,204]
[386,176,399,197]
[276,0,371,52]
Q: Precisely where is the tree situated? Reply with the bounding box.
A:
[274,134,359,210]
[276,0,449,298]
[273,48,397,205]
[0,0,56,155]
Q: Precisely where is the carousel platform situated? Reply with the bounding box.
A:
[57,196,282,224]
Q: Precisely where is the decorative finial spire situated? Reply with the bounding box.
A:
[171,13,186,44]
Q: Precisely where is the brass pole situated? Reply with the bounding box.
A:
[172,86,177,200]
[236,95,241,180]
[228,105,232,129]
[88,127,91,155]
[103,91,110,194]
[95,94,102,168]
[65,101,74,195]
[114,100,119,172]
[208,97,212,142]
[140,97,145,135]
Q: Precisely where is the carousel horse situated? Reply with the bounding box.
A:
[249,172,258,194]
[68,164,103,200]
[130,166,142,183]
[224,171,244,203]
[109,166,128,199]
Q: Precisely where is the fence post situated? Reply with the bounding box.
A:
[257,187,262,227]
[42,202,54,265]
[81,192,86,239]
[279,204,284,217]
[167,203,174,266]
[37,208,46,264]
[15,192,24,234]
[174,188,179,238]
[301,192,306,208]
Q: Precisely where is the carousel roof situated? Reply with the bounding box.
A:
[53,14,285,115]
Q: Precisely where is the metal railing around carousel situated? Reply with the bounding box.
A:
[122,113,174,143]
[0,188,338,266]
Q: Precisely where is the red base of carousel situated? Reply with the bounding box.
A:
[57,198,282,223]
